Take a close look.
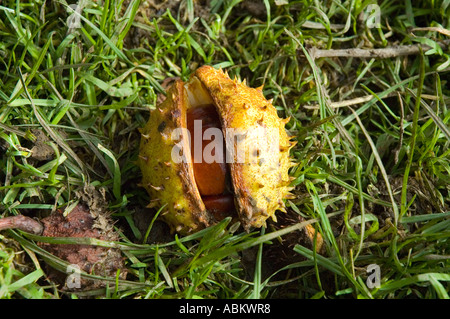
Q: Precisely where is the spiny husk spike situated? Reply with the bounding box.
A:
[270,214,277,223]
[288,141,298,151]
[138,155,149,163]
[279,182,292,189]
[285,191,296,200]
[281,117,291,125]
[146,199,160,208]
[277,203,287,213]
[148,184,164,192]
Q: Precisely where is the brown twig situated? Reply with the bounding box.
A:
[0,215,44,235]
[303,92,398,110]
[304,39,450,59]
[304,92,450,110]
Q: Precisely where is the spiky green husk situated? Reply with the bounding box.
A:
[139,66,295,234]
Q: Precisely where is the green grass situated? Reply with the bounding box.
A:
[0,0,449,299]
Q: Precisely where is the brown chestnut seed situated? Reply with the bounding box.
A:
[187,104,228,196]
[186,104,236,218]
